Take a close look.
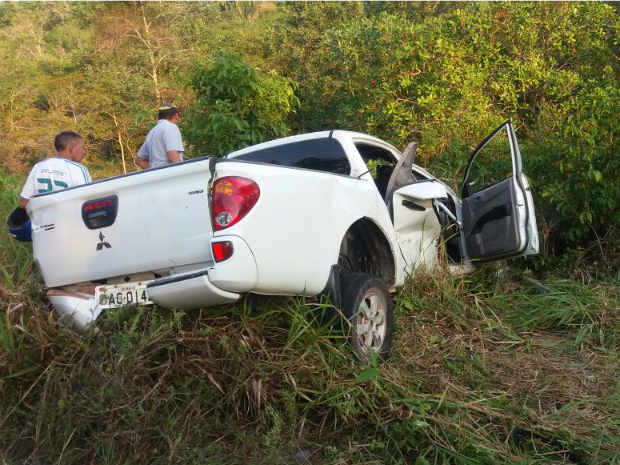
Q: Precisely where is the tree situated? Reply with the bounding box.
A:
[183,53,298,156]
[217,1,276,21]
[266,2,365,132]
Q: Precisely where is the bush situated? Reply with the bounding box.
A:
[183,53,299,157]
[288,2,620,252]
[524,82,620,245]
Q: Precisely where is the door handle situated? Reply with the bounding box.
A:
[88,211,107,220]
[402,200,425,211]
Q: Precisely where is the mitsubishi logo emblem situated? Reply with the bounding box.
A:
[96,231,112,251]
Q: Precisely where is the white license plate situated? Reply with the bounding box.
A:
[95,281,153,309]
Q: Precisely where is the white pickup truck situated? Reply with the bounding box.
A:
[25,121,538,362]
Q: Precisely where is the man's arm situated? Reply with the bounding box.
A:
[19,166,36,209]
[167,150,181,164]
[134,156,150,169]
[135,141,150,169]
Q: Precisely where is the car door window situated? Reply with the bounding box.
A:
[235,138,351,175]
[412,169,428,182]
[463,125,514,197]
[355,143,398,198]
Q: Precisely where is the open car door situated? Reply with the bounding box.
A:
[460,121,539,263]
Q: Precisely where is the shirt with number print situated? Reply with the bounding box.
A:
[20,157,91,200]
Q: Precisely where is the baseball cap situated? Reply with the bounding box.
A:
[158,103,178,112]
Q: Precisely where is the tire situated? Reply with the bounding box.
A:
[341,273,394,364]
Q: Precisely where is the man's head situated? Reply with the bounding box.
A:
[54,131,85,163]
[158,103,179,124]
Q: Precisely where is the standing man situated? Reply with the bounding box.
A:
[134,103,184,169]
[19,131,90,209]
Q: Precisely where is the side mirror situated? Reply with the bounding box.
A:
[395,181,448,201]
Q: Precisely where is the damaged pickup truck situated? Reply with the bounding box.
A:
[21,121,538,362]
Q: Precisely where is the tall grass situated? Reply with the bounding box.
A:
[498,278,620,350]
[0,175,34,293]
[1,172,619,462]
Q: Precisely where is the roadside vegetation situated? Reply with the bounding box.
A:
[2,175,619,463]
[2,2,620,463]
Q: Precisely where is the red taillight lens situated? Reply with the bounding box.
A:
[212,176,260,230]
[212,241,234,262]
[84,199,113,211]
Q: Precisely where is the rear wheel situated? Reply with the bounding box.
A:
[341,273,394,364]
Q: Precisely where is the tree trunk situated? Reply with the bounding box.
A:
[111,113,127,174]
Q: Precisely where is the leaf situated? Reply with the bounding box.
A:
[4,366,37,379]
[233,118,246,132]
[357,367,380,382]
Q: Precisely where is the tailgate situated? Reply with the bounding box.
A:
[28,158,213,288]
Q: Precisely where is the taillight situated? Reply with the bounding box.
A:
[212,241,234,262]
[212,177,260,230]
[84,199,114,211]
[82,195,118,229]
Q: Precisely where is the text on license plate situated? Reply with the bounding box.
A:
[95,282,153,309]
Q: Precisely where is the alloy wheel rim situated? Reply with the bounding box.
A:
[355,290,386,354]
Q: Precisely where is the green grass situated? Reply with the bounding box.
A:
[1,174,619,463]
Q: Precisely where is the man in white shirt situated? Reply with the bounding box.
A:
[19,131,90,209]
[134,103,185,169]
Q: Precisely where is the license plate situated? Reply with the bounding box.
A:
[95,281,153,309]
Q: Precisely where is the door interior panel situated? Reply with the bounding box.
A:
[461,177,521,260]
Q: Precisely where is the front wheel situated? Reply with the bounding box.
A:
[341,273,394,364]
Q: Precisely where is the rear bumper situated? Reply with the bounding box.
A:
[208,235,258,293]
[47,289,102,329]
[147,269,240,309]
[47,268,241,329]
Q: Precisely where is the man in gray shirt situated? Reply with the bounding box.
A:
[134,103,185,169]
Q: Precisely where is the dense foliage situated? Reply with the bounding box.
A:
[184,53,298,156]
[1,1,619,250]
